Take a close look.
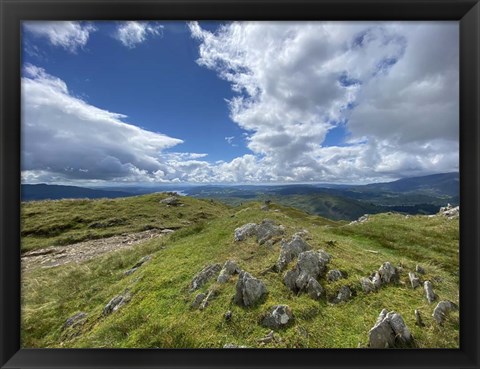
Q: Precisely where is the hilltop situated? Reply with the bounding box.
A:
[21,194,459,348]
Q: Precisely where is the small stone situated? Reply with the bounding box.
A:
[123,267,138,276]
[332,285,353,304]
[424,281,436,303]
[63,312,87,329]
[368,309,413,348]
[415,265,426,274]
[217,260,240,283]
[103,293,130,315]
[327,269,343,282]
[306,278,324,300]
[224,310,232,321]
[234,223,258,242]
[415,309,425,327]
[378,262,399,284]
[432,300,458,325]
[132,255,151,269]
[372,271,382,289]
[408,272,420,289]
[360,277,376,293]
[190,263,222,291]
[257,330,278,344]
[191,293,206,309]
[199,290,217,310]
[260,305,294,330]
[234,271,267,306]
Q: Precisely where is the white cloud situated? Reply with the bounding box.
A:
[189,21,459,183]
[22,65,184,183]
[114,21,164,48]
[23,21,96,53]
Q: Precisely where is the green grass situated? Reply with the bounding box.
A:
[21,196,459,348]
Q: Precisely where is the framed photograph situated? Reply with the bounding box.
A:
[1,0,479,368]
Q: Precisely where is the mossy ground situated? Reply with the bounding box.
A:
[21,195,459,348]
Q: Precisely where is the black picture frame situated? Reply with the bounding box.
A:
[1,0,479,368]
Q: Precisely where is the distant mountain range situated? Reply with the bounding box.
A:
[21,172,459,220]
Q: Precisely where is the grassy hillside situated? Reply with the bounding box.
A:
[21,194,459,348]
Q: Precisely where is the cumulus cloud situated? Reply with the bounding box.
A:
[23,21,96,53]
[114,21,164,48]
[189,21,459,183]
[22,64,185,183]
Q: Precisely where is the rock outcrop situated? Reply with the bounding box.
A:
[276,234,311,271]
[160,196,180,206]
[327,269,344,282]
[432,300,458,325]
[103,293,131,316]
[63,312,87,329]
[408,272,420,289]
[284,250,330,295]
[332,285,353,304]
[438,204,459,219]
[378,262,399,284]
[234,223,258,242]
[255,219,285,245]
[260,305,294,330]
[368,309,413,348]
[234,271,267,307]
[190,263,222,292]
[424,281,436,303]
[217,260,240,283]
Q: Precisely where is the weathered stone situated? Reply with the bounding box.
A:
[415,264,426,274]
[372,271,382,289]
[255,219,285,245]
[368,309,413,348]
[276,234,311,271]
[103,293,130,315]
[199,290,217,310]
[191,293,206,309]
[284,250,330,295]
[349,214,369,225]
[261,305,294,330]
[438,204,459,219]
[234,223,258,242]
[124,267,139,276]
[332,285,353,304]
[189,263,222,291]
[432,300,458,325]
[160,196,180,206]
[424,281,436,303]
[360,277,376,293]
[217,260,240,283]
[234,271,267,306]
[415,309,425,327]
[306,277,324,300]
[327,269,343,282]
[408,272,420,289]
[378,262,399,284]
[63,312,87,329]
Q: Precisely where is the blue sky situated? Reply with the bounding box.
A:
[21,21,459,185]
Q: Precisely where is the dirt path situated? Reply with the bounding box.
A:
[21,229,173,271]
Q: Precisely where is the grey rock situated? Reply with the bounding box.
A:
[378,262,398,284]
[415,309,425,327]
[224,310,232,321]
[424,281,436,303]
[223,344,248,348]
[415,264,426,274]
[191,293,206,309]
[372,271,382,289]
[234,223,258,242]
[306,277,324,300]
[217,260,241,283]
[332,285,353,304]
[360,277,376,293]
[190,263,222,291]
[438,204,459,219]
[160,196,180,206]
[255,219,285,245]
[124,267,139,276]
[132,255,151,269]
[368,309,413,348]
[408,272,420,289]
[103,293,130,315]
[327,269,343,282]
[284,250,330,295]
[261,305,294,330]
[234,271,267,306]
[276,234,311,271]
[63,312,87,329]
[199,290,217,310]
[432,300,458,325]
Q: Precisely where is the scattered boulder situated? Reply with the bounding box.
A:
[332,285,353,304]
[276,234,311,271]
[189,263,222,291]
[234,271,268,307]
[360,277,376,293]
[372,271,382,289]
[260,305,294,330]
[408,272,420,289]
[378,262,399,284]
[424,281,436,303]
[160,196,180,206]
[255,219,285,245]
[432,300,458,325]
[368,309,413,348]
[415,309,425,327]
[234,223,258,242]
[327,269,344,282]
[415,264,426,274]
[191,293,206,309]
[284,250,330,294]
[438,204,459,219]
[103,293,130,316]
[217,260,240,283]
[63,312,87,329]
[349,214,369,225]
[306,277,325,300]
